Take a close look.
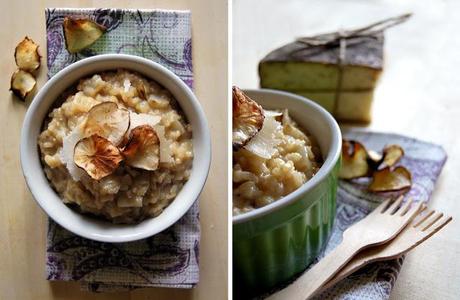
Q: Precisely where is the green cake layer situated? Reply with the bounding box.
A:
[296,90,375,123]
[259,62,381,91]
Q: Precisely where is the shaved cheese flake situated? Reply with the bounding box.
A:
[244,117,281,159]
[153,125,173,163]
[264,109,283,118]
[129,112,161,132]
[60,126,87,181]
[123,79,131,93]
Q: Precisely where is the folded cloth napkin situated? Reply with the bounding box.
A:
[310,130,447,299]
[44,8,199,291]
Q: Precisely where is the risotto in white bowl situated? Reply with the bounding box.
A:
[20,54,210,242]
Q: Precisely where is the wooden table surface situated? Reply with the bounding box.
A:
[0,1,228,299]
[233,0,460,299]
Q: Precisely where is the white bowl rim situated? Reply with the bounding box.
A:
[20,54,211,242]
[233,89,341,225]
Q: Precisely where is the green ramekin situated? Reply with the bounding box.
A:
[233,89,342,298]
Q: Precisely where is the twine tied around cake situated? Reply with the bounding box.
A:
[295,13,412,48]
[293,13,412,119]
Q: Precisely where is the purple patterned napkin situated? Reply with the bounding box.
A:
[45,8,198,291]
[311,130,447,299]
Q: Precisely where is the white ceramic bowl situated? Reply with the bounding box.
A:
[20,54,211,243]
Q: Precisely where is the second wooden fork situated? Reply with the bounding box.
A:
[317,206,452,293]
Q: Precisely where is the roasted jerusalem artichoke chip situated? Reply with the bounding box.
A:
[123,125,160,171]
[74,134,123,180]
[368,166,412,192]
[339,140,369,179]
[232,86,265,149]
[10,69,36,100]
[339,139,412,193]
[15,37,41,71]
[63,17,106,53]
[84,102,130,145]
[380,144,404,169]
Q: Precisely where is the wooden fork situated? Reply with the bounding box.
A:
[317,206,452,293]
[267,196,423,300]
